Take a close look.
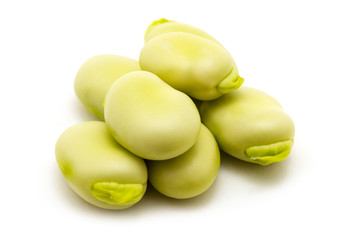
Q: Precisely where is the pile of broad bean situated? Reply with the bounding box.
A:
[55,18,295,210]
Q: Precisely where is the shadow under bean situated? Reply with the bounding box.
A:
[52,159,219,217]
[219,150,292,186]
[138,178,219,210]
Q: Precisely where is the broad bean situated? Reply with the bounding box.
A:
[74,55,140,120]
[55,121,148,209]
[200,87,295,165]
[139,32,243,100]
[147,124,220,199]
[104,71,201,160]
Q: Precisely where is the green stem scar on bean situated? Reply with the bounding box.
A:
[245,140,293,166]
[91,182,144,205]
[216,69,244,94]
[144,18,173,40]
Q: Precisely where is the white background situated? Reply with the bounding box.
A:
[1,0,350,239]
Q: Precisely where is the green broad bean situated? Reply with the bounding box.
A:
[74,54,140,120]
[104,71,201,160]
[147,124,220,199]
[139,32,244,101]
[144,18,219,43]
[55,121,148,209]
[200,87,295,166]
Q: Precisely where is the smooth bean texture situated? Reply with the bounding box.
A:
[55,121,148,209]
[74,55,140,120]
[147,124,220,199]
[139,32,243,100]
[104,71,201,160]
[200,87,295,166]
[144,18,219,43]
